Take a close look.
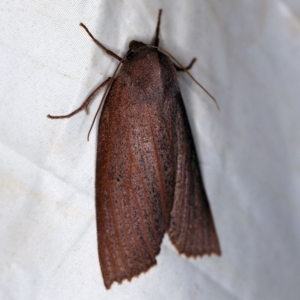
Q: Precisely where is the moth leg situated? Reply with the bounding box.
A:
[175,58,196,71]
[80,23,122,61]
[154,9,163,47]
[47,77,111,119]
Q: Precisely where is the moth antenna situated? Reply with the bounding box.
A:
[154,9,163,46]
[87,50,134,141]
[80,23,122,61]
[149,45,219,109]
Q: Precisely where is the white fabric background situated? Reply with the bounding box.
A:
[1,1,300,299]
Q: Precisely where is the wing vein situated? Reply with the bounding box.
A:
[147,112,169,223]
[180,144,189,249]
[131,156,157,257]
[108,107,129,279]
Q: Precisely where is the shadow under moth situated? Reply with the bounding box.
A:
[48,9,221,289]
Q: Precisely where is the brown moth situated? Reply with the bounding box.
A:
[48,9,221,289]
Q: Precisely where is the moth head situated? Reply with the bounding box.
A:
[129,40,147,52]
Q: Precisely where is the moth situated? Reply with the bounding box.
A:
[48,9,221,289]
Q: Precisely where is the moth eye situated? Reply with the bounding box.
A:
[129,40,145,52]
[129,40,137,49]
